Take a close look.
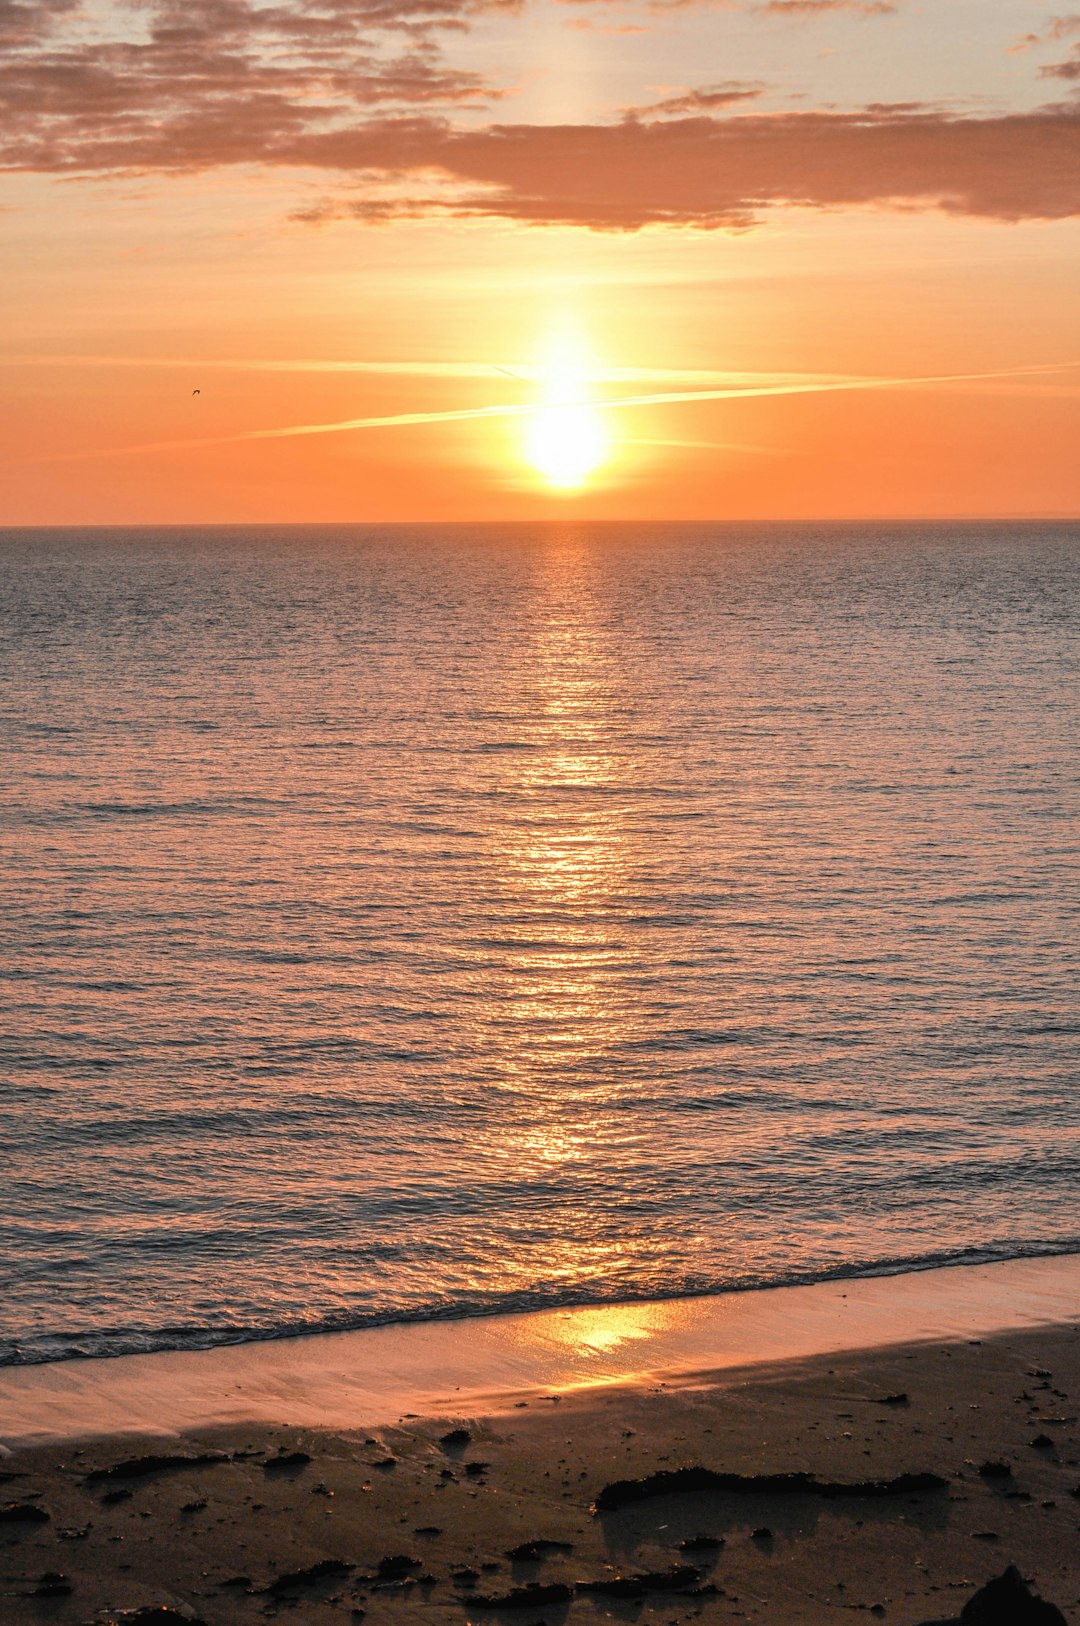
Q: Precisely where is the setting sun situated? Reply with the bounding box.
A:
[523,331,609,490]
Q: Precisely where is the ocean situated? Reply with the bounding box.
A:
[1,521,1078,1366]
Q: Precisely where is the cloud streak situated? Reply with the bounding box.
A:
[755,1,896,16]
[28,361,1080,465]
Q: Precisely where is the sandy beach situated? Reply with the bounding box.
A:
[3,1260,1080,1625]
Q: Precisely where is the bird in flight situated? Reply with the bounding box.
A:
[192,388,201,396]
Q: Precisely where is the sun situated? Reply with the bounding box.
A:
[523,330,609,491]
[526,402,607,490]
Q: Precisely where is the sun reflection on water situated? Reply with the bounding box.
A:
[462,536,655,1290]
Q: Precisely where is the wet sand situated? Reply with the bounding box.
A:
[4,1255,1080,1450]
[3,1266,1080,1624]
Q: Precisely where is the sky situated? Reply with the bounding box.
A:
[2,0,1079,522]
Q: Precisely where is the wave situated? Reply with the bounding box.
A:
[4,1235,1079,1370]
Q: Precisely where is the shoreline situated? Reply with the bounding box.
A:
[3,1312,1079,1624]
[4,1252,1079,1452]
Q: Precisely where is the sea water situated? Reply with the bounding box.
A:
[1,521,1077,1364]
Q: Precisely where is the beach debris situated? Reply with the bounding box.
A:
[465,1581,574,1609]
[85,1453,227,1483]
[266,1558,353,1595]
[594,1466,947,1512]
[578,1565,703,1598]
[506,1539,574,1561]
[34,1571,73,1596]
[0,1500,50,1524]
[179,1498,207,1513]
[439,1427,472,1448]
[914,1564,1067,1625]
[976,1461,1011,1479]
[95,1609,208,1625]
[877,1392,911,1405]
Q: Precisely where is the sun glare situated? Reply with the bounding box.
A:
[524,332,609,490]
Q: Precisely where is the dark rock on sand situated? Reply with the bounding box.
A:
[878,1393,911,1405]
[262,1450,311,1472]
[915,1564,1068,1625]
[266,1559,353,1594]
[594,1466,947,1511]
[466,1582,574,1609]
[1030,1434,1054,1449]
[578,1565,703,1598]
[97,1611,208,1625]
[0,1501,50,1524]
[679,1535,724,1552]
[506,1540,573,1561]
[976,1462,1011,1479]
[751,1527,773,1540]
[85,1454,227,1484]
[464,1460,489,1477]
[375,1555,421,1580]
[439,1428,472,1448]
[963,1566,1068,1623]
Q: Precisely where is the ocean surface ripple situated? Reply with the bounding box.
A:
[1,521,1078,1365]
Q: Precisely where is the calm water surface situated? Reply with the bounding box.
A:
[1,522,1078,1364]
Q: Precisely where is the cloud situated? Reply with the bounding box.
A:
[628,82,764,116]
[291,106,1080,231]
[1009,12,1080,78]
[0,0,513,176]
[1042,55,1080,80]
[753,1,897,17]
[0,0,77,46]
[2,5,1078,236]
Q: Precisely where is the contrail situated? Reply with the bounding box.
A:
[26,360,1079,465]
[5,353,841,388]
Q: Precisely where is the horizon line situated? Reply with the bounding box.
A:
[3,513,1079,531]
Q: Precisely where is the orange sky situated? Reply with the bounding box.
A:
[2,0,1079,522]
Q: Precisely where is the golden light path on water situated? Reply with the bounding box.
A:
[461,538,646,1294]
